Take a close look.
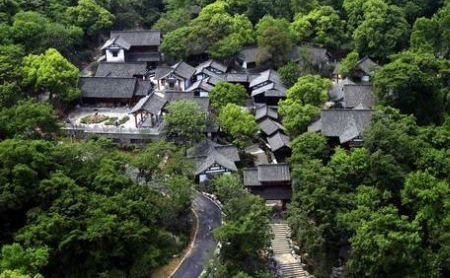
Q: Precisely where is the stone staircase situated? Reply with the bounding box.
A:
[271,224,308,278]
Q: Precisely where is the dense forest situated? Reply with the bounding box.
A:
[3,0,450,277]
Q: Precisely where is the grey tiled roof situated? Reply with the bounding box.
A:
[263,86,287,97]
[195,60,228,74]
[238,46,258,63]
[355,57,380,76]
[249,69,283,88]
[216,145,240,162]
[110,30,161,46]
[134,80,154,97]
[329,78,355,101]
[156,61,196,80]
[289,45,329,64]
[258,118,284,136]
[222,73,252,83]
[320,109,372,143]
[255,104,278,121]
[154,66,172,80]
[251,83,276,97]
[267,132,291,152]
[130,93,167,114]
[243,163,291,186]
[243,168,261,186]
[95,62,147,78]
[307,119,322,133]
[100,36,131,50]
[172,61,196,79]
[258,163,290,182]
[163,91,210,112]
[79,77,137,99]
[185,78,215,92]
[189,140,240,175]
[342,84,375,109]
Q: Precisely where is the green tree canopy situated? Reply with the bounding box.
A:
[352,0,410,59]
[285,74,332,106]
[278,102,319,138]
[374,51,449,125]
[163,100,207,145]
[277,61,302,88]
[218,103,258,146]
[65,0,115,37]
[209,81,247,112]
[0,244,49,276]
[290,132,328,164]
[290,6,346,50]
[22,48,80,107]
[0,100,60,139]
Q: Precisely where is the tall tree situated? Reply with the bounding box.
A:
[163,100,207,145]
[352,0,410,59]
[284,74,332,107]
[22,48,80,108]
[374,51,449,125]
[65,0,115,37]
[290,6,346,50]
[209,81,247,112]
[218,103,258,146]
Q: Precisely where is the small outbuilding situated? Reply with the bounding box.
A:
[243,163,292,202]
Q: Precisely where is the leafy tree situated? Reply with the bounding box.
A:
[255,16,293,67]
[278,74,330,137]
[214,195,272,266]
[11,11,83,56]
[0,44,24,83]
[343,0,367,34]
[285,74,332,107]
[339,50,359,78]
[290,6,346,50]
[183,1,254,59]
[410,17,440,53]
[163,100,207,145]
[374,51,448,125]
[152,8,190,34]
[290,0,320,15]
[0,270,42,278]
[0,100,60,139]
[278,102,320,137]
[133,141,192,183]
[209,81,247,112]
[290,132,328,164]
[218,103,258,146]
[160,26,190,60]
[277,62,302,88]
[166,175,193,212]
[345,205,422,277]
[210,174,246,204]
[254,15,292,39]
[352,0,410,59]
[0,83,23,108]
[22,48,80,107]
[0,244,49,276]
[363,107,425,168]
[65,0,115,37]
[287,159,342,277]
[0,0,20,24]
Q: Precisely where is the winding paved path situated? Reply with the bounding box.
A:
[171,193,222,278]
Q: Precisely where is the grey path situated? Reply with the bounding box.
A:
[271,224,308,278]
[171,193,222,278]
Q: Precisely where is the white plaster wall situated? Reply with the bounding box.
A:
[106,49,125,62]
